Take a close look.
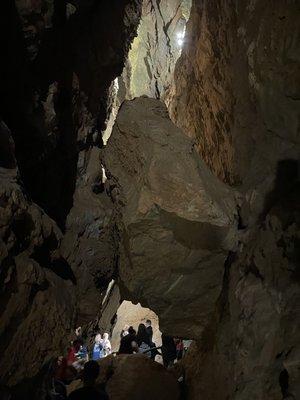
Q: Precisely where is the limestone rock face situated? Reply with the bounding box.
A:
[169,0,300,187]
[126,0,192,101]
[0,0,142,389]
[3,0,142,227]
[0,164,76,386]
[183,205,300,400]
[104,97,239,338]
[167,1,300,398]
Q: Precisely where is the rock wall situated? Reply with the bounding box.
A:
[0,123,76,387]
[1,0,300,398]
[125,0,192,101]
[167,1,300,399]
[183,187,300,399]
[0,0,142,391]
[169,0,300,187]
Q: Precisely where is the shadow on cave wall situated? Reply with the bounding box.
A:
[261,159,300,281]
[1,0,77,230]
[1,0,142,230]
[261,159,300,224]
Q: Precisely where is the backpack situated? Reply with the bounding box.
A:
[139,342,151,357]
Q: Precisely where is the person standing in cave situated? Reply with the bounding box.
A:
[120,324,129,338]
[68,360,109,400]
[145,319,153,342]
[102,333,112,357]
[118,326,136,354]
[67,340,82,366]
[161,334,177,368]
[145,319,158,360]
[175,338,184,361]
[136,323,151,357]
[92,334,104,361]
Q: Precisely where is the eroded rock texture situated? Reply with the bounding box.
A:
[0,125,76,387]
[166,1,300,398]
[1,0,300,398]
[169,0,300,187]
[2,0,142,227]
[183,193,300,399]
[125,0,192,101]
[103,96,239,338]
[0,0,142,391]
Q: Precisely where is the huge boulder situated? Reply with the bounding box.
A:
[68,354,180,400]
[103,97,239,338]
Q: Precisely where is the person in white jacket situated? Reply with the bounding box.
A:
[102,333,112,357]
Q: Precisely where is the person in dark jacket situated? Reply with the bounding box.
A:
[118,326,137,354]
[68,361,109,400]
[161,334,177,368]
[136,323,151,357]
[145,319,159,360]
[145,319,153,342]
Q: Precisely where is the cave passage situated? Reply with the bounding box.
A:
[0,0,299,399]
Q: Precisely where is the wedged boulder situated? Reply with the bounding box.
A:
[103,97,239,337]
[68,354,180,400]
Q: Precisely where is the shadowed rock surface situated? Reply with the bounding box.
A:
[0,0,299,399]
[0,147,76,386]
[68,354,180,400]
[103,96,239,338]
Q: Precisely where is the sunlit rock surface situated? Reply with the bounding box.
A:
[111,300,162,352]
[169,0,300,187]
[104,96,239,338]
[125,0,192,101]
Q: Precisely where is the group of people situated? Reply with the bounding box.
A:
[50,359,109,400]
[118,319,157,359]
[44,323,191,399]
[117,319,191,368]
[47,328,113,399]
[92,333,112,361]
[65,329,112,368]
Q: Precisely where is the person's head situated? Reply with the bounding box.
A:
[138,323,147,334]
[128,326,136,335]
[73,339,82,352]
[145,319,152,327]
[103,332,109,340]
[95,333,102,344]
[75,326,82,336]
[83,360,100,385]
[123,324,129,331]
[57,355,64,365]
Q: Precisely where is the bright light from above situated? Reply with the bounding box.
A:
[176,29,186,47]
